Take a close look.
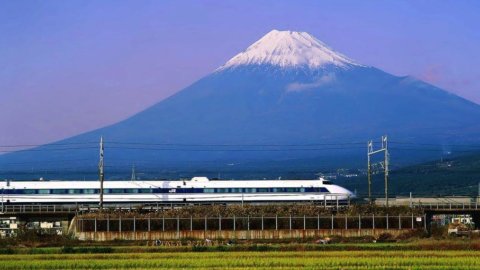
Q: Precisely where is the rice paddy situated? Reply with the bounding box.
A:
[1,250,479,269]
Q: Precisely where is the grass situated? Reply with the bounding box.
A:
[0,250,479,269]
[1,240,480,269]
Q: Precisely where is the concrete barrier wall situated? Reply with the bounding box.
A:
[77,229,412,241]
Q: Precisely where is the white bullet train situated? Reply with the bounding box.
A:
[0,177,354,205]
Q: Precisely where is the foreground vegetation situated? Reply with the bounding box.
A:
[0,250,479,269]
[1,238,480,269]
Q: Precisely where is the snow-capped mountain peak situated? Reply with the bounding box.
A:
[219,30,360,70]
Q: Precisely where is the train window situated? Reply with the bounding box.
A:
[84,189,97,194]
[300,188,305,192]
[156,188,163,193]
[216,188,227,193]
[38,189,50,194]
[258,188,268,193]
[204,188,214,193]
[68,189,82,194]
[139,189,152,193]
[125,189,138,193]
[23,189,36,194]
[51,189,66,194]
[110,189,123,194]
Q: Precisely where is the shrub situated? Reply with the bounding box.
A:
[248,244,271,251]
[377,233,395,243]
[62,246,113,254]
[191,245,208,252]
[0,248,15,254]
[61,246,75,254]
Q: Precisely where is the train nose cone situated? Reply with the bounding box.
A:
[347,189,356,199]
[340,186,356,198]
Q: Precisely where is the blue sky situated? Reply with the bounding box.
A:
[1,0,479,146]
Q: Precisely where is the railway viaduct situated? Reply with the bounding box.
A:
[1,201,479,239]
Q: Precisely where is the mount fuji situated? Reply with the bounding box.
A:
[3,30,480,178]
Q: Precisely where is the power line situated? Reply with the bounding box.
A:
[0,142,97,148]
[107,141,367,147]
[0,159,94,166]
[389,147,480,153]
[0,147,97,153]
[1,146,478,154]
[2,140,480,148]
[390,141,480,148]
[106,146,365,152]
[0,141,368,148]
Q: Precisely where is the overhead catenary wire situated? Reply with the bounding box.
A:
[106,146,366,152]
[106,141,367,147]
[0,142,97,148]
[389,147,480,153]
[0,141,371,154]
[1,140,479,171]
[0,147,98,153]
[389,141,480,147]
[0,141,367,149]
[2,140,480,148]
[1,146,479,154]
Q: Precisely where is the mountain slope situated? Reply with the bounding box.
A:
[2,30,480,178]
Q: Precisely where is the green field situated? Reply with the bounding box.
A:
[1,250,479,269]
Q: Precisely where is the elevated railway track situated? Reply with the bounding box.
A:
[1,197,479,238]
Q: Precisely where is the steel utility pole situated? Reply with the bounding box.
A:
[131,164,136,181]
[99,136,105,210]
[383,136,389,207]
[367,135,389,207]
[367,140,373,202]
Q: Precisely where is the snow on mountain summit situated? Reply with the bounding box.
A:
[219,30,360,70]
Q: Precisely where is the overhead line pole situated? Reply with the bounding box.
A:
[383,136,389,208]
[131,164,136,181]
[367,135,389,207]
[99,136,105,210]
[367,140,372,202]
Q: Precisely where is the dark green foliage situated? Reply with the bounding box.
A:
[61,246,113,254]
[0,248,14,254]
[336,152,480,196]
[191,246,208,252]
